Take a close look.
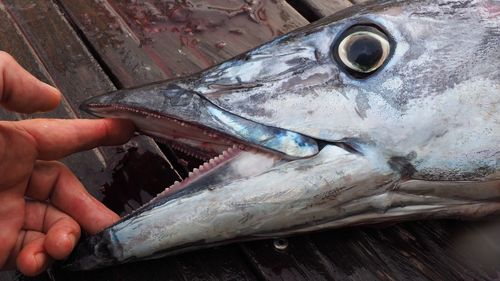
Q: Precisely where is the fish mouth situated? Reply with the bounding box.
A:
[83,102,249,161]
[80,92,318,207]
[68,97,294,270]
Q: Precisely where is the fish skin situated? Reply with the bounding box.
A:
[65,0,499,270]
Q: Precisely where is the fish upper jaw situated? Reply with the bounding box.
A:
[80,87,319,160]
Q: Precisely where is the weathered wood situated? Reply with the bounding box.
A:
[173,248,258,281]
[49,256,185,281]
[2,0,181,202]
[0,0,111,192]
[56,0,307,85]
[0,3,24,122]
[294,0,352,18]
[241,237,336,280]
[310,222,493,281]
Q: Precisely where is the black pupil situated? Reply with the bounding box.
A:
[347,35,383,72]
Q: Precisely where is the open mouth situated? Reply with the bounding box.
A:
[83,103,284,204]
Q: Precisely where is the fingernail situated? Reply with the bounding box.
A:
[34,252,47,268]
[43,82,61,99]
[66,233,76,247]
[35,82,61,113]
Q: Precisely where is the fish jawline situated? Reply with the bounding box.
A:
[87,103,285,206]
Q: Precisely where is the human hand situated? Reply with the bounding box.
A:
[0,51,134,275]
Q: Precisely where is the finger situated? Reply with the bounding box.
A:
[22,201,80,259]
[44,217,80,260]
[16,236,51,276]
[8,118,134,160]
[26,161,119,233]
[4,230,45,270]
[0,191,24,269]
[23,200,79,235]
[0,51,61,113]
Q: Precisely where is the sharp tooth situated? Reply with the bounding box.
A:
[188,172,194,177]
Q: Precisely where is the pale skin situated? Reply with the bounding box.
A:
[0,51,135,276]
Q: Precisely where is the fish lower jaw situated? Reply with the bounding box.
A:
[85,103,284,207]
[142,127,282,206]
[148,144,245,204]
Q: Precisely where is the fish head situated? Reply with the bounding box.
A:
[188,0,499,182]
[84,0,499,181]
[71,0,499,270]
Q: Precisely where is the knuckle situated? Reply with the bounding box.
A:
[35,160,66,174]
[1,122,37,157]
[52,161,70,177]
[52,161,69,173]
[48,160,66,169]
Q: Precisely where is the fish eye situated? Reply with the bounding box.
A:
[334,25,391,77]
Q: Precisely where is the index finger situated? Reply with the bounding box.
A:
[6,118,134,160]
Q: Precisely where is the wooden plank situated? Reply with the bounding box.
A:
[2,0,181,205]
[310,221,494,281]
[0,0,111,192]
[241,237,336,280]
[0,2,25,122]
[56,0,308,86]
[444,219,500,277]
[173,248,258,281]
[293,0,352,18]
[50,256,186,281]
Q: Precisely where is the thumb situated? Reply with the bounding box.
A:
[0,51,61,114]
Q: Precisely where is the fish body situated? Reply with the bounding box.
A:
[66,0,499,270]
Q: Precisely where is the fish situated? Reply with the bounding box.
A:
[65,0,499,270]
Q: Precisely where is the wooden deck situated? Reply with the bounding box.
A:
[0,0,499,280]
